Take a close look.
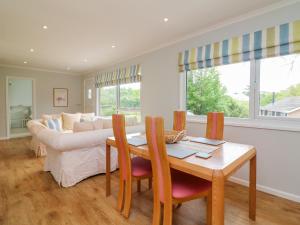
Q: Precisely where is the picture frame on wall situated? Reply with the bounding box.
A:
[53,88,68,107]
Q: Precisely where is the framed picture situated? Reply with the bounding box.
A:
[53,88,68,107]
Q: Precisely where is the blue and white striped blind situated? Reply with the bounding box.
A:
[178,20,300,72]
[95,64,141,88]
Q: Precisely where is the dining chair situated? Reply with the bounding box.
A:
[145,116,212,225]
[206,112,224,140]
[173,111,186,131]
[112,114,152,218]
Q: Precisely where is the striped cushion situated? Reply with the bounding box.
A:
[45,118,63,132]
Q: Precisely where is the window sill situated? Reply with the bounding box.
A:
[187,116,300,132]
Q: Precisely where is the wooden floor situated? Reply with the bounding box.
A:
[0,138,299,225]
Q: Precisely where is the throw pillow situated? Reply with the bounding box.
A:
[73,121,94,133]
[42,114,62,125]
[44,118,63,132]
[80,113,96,122]
[62,113,81,130]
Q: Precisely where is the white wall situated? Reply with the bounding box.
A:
[8,79,33,106]
[0,66,82,137]
[83,2,300,202]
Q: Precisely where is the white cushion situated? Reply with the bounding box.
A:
[73,119,104,133]
[62,113,81,130]
[80,113,96,122]
[99,116,138,129]
[101,117,113,129]
[73,121,94,133]
[93,119,104,130]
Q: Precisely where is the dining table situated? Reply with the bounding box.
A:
[105,133,256,225]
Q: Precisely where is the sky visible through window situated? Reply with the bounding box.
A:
[214,54,300,101]
[216,62,250,101]
[260,54,300,92]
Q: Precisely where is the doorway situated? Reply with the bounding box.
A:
[6,77,35,138]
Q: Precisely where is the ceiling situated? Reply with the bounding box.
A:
[0,0,287,74]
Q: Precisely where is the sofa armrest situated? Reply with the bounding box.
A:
[37,124,145,152]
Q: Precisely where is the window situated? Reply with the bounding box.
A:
[119,83,141,121]
[183,53,300,125]
[99,82,141,121]
[187,62,250,118]
[99,86,117,116]
[259,54,300,119]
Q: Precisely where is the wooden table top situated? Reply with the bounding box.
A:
[106,134,256,181]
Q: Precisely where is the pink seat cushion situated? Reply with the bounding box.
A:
[131,157,152,177]
[171,169,211,199]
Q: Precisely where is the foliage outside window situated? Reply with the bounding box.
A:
[186,53,300,120]
[99,82,141,121]
[187,62,250,118]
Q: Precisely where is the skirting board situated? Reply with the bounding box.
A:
[0,136,9,140]
[0,134,31,140]
[229,176,300,203]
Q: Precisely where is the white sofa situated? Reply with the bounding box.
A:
[27,114,144,187]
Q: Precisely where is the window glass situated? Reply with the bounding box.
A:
[99,86,117,116]
[186,61,250,118]
[119,83,141,122]
[259,54,300,118]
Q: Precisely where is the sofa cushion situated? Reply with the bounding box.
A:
[101,117,113,129]
[93,119,104,130]
[73,119,104,133]
[100,116,138,129]
[42,114,62,125]
[80,113,96,122]
[44,118,63,132]
[62,113,81,130]
[73,121,94,133]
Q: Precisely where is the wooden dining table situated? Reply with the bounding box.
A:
[105,134,256,225]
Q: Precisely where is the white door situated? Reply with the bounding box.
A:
[83,77,96,113]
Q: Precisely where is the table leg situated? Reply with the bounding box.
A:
[106,143,111,197]
[212,170,225,225]
[249,155,256,220]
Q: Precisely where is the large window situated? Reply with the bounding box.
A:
[187,62,250,118]
[99,86,117,116]
[99,82,141,121]
[259,54,300,118]
[185,53,300,122]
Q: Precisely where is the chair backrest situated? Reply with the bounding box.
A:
[173,111,186,131]
[206,112,224,140]
[146,116,172,204]
[112,114,131,181]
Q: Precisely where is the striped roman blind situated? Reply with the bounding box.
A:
[178,20,300,72]
[95,64,141,88]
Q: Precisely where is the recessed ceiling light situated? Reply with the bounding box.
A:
[23,61,28,64]
[30,48,34,52]
[83,59,88,62]
[163,18,169,22]
[112,45,116,48]
[42,25,48,29]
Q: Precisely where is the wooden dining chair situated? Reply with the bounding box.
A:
[112,114,152,218]
[145,116,212,225]
[173,111,186,131]
[206,112,224,140]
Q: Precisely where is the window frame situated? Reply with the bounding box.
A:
[180,55,300,132]
[97,82,141,117]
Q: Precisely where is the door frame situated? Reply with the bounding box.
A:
[83,77,96,113]
[6,76,36,138]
